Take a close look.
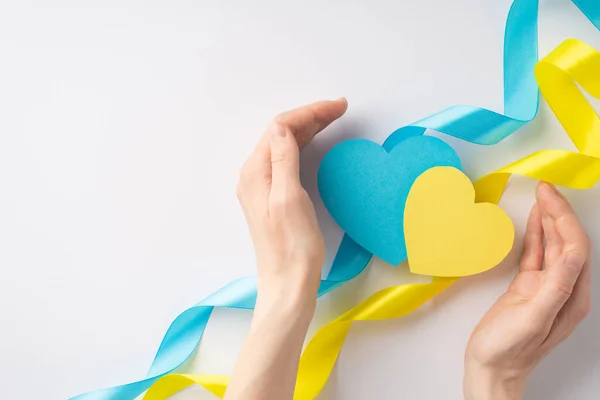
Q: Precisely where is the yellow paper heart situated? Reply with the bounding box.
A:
[405,166,514,277]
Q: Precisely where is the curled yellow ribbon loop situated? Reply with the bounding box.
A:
[142,38,600,400]
[475,39,600,204]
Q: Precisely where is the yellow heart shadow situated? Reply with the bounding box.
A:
[405,166,515,277]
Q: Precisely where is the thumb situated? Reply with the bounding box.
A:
[269,121,301,190]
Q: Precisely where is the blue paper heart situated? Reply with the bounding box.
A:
[318,136,462,265]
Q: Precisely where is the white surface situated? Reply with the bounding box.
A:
[0,0,599,399]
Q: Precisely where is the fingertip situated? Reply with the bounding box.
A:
[536,182,568,216]
[268,120,289,141]
[530,202,542,221]
[336,97,348,113]
[525,203,543,235]
[274,99,349,149]
[323,97,348,120]
[536,181,555,201]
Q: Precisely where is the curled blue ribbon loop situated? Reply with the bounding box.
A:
[71,1,600,399]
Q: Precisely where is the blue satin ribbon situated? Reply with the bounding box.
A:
[71,1,600,398]
[575,0,600,30]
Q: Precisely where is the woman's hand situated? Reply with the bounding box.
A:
[464,182,592,400]
[225,99,347,400]
[236,98,347,314]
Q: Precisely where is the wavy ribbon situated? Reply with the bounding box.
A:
[142,38,600,400]
[72,0,600,399]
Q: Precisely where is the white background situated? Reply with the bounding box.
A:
[1,0,599,399]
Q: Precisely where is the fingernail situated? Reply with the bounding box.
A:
[565,251,586,269]
[270,122,287,139]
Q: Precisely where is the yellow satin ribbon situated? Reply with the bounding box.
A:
[142,38,600,400]
[475,39,600,203]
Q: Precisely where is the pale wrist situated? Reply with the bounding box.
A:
[254,293,316,325]
[256,258,320,310]
[464,362,525,400]
[255,277,317,327]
